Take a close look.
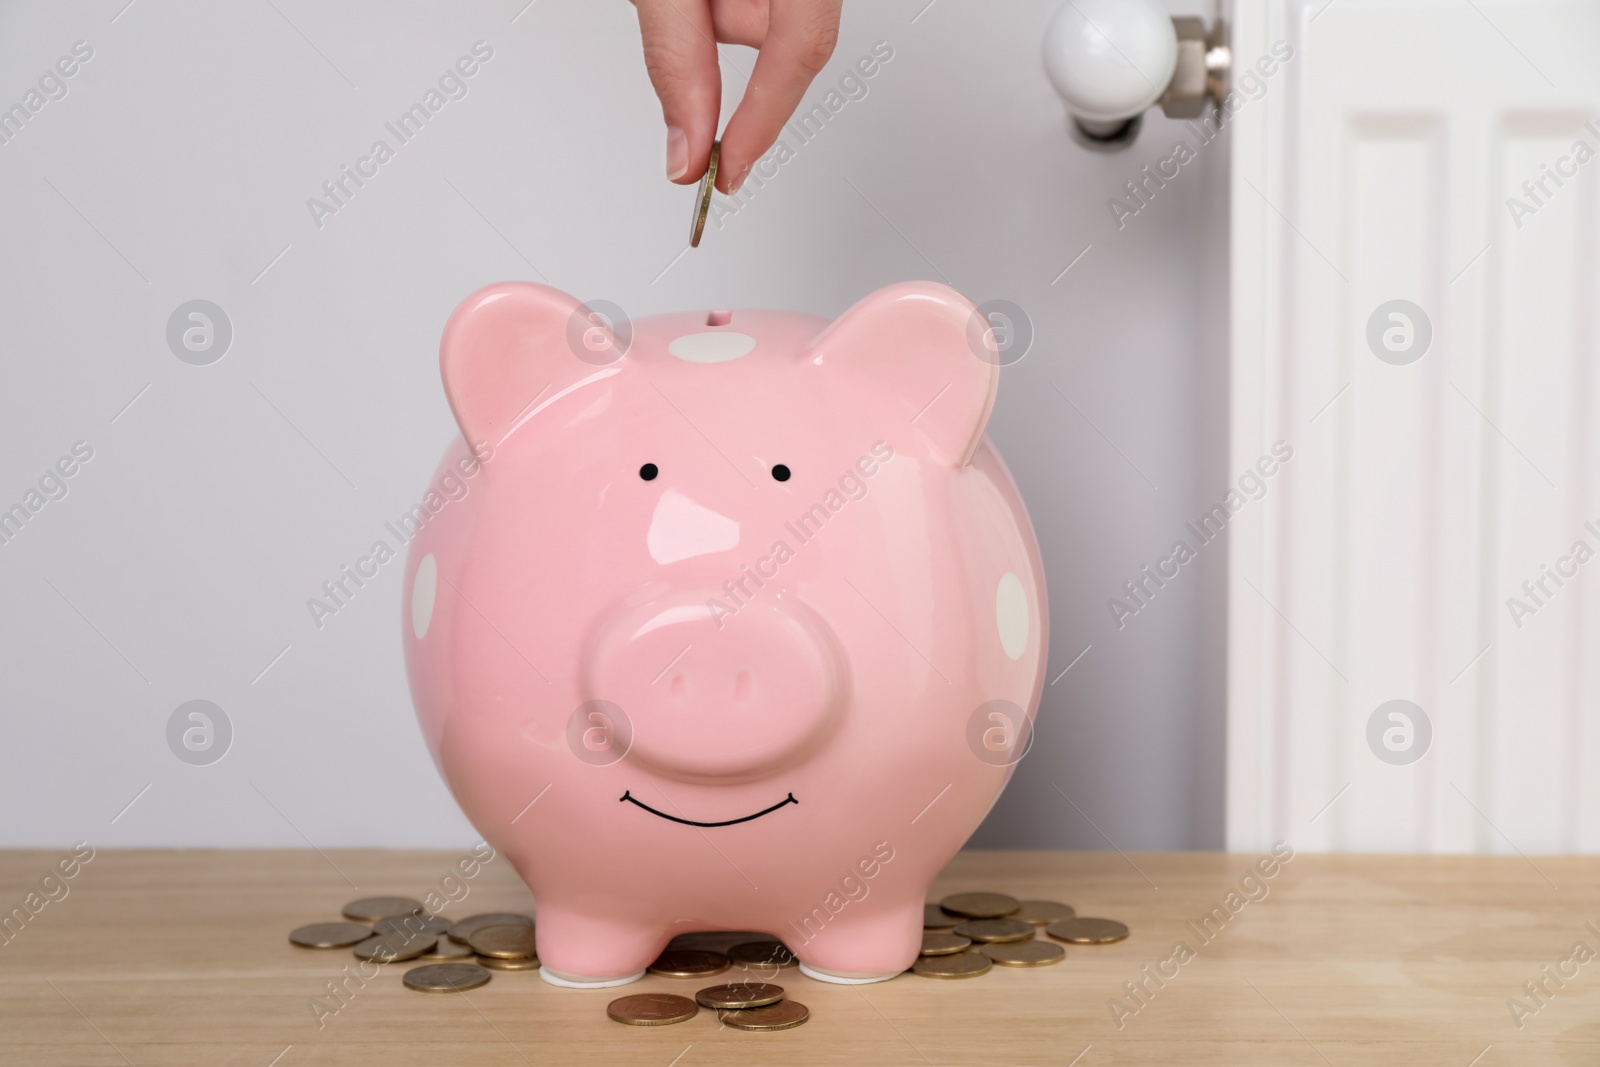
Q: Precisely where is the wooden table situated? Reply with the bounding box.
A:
[1,849,1595,1065]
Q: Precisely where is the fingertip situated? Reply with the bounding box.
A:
[666,126,689,181]
[714,152,749,196]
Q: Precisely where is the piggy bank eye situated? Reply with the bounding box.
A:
[770,464,791,482]
[639,463,659,481]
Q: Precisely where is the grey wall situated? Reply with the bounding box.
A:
[0,0,1227,850]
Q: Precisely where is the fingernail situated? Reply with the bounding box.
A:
[665,126,688,181]
[727,162,750,195]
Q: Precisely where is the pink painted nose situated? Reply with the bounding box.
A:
[581,589,845,782]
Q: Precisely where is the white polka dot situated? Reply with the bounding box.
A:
[412,554,437,640]
[668,331,756,363]
[996,572,1028,660]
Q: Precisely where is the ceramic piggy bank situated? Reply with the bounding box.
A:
[403,280,1046,986]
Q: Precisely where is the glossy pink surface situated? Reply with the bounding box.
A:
[403,280,1047,983]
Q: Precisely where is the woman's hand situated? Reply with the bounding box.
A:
[633,0,843,194]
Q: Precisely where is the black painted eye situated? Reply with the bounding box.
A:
[639,463,658,481]
[771,464,791,482]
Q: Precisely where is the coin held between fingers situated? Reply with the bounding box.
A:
[689,140,719,248]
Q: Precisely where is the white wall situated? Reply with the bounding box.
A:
[0,0,1226,849]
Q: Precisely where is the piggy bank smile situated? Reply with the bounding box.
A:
[403,280,1046,988]
[617,790,798,827]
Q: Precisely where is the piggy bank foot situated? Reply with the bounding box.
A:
[540,967,646,989]
[532,905,658,989]
[790,901,920,984]
[798,963,900,985]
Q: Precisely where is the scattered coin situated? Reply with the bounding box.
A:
[940,892,1020,919]
[608,993,699,1026]
[695,982,785,1010]
[374,915,452,937]
[469,924,539,960]
[912,953,993,979]
[403,962,492,992]
[919,932,973,956]
[289,922,373,949]
[448,913,535,945]
[720,999,810,1032]
[476,954,540,971]
[1014,900,1076,925]
[689,140,719,248]
[649,949,730,978]
[953,919,1035,944]
[341,896,426,922]
[981,940,1066,967]
[419,938,476,961]
[353,932,437,962]
[1047,917,1130,944]
[728,941,796,968]
[923,904,962,929]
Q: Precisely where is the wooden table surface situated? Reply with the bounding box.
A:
[1,848,1596,1065]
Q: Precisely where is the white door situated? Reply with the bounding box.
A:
[1228,0,1600,852]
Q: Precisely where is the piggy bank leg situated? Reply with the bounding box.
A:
[534,905,659,988]
[790,899,922,985]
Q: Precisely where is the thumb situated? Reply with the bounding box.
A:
[635,0,722,184]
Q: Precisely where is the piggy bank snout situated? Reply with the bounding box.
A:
[582,591,845,782]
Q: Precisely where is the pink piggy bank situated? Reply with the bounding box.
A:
[403,280,1047,986]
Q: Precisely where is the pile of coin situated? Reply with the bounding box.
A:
[914,891,1129,979]
[609,935,807,1031]
[289,890,1126,1015]
[609,976,807,1031]
[287,895,538,994]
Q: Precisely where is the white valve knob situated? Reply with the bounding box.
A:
[1042,0,1178,137]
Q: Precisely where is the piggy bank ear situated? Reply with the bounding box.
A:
[440,282,620,449]
[806,281,999,467]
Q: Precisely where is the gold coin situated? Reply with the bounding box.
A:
[1014,900,1076,925]
[923,904,962,929]
[476,954,540,971]
[648,949,730,978]
[939,892,1020,919]
[468,924,539,960]
[694,982,785,1010]
[981,940,1066,967]
[289,921,372,948]
[420,938,476,961]
[952,919,1034,944]
[608,993,699,1026]
[912,953,992,979]
[919,932,973,956]
[720,999,809,1032]
[447,912,535,945]
[373,915,452,937]
[689,140,719,248]
[352,932,437,962]
[727,941,796,967]
[1047,917,1130,944]
[402,962,492,992]
[341,896,426,922]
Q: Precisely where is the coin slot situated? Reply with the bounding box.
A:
[706,310,733,326]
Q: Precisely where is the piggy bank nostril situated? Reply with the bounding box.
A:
[670,674,685,700]
[733,669,752,704]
